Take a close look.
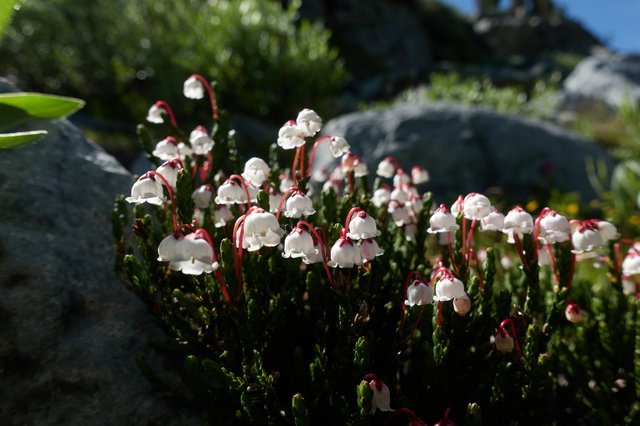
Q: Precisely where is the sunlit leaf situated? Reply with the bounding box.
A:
[0,0,20,39]
[0,130,47,149]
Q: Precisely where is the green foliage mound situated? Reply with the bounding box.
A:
[1,0,346,122]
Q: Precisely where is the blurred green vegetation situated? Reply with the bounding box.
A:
[367,72,561,121]
[0,0,347,125]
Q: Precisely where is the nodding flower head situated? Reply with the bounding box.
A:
[189,125,214,155]
[376,157,396,178]
[480,209,505,232]
[191,185,213,209]
[183,75,205,99]
[347,210,381,240]
[279,172,295,193]
[372,185,391,208]
[411,166,430,184]
[146,103,167,124]
[428,204,459,234]
[341,151,358,172]
[354,159,369,177]
[388,202,413,227]
[434,274,466,302]
[213,205,234,228]
[237,209,285,252]
[597,220,619,241]
[328,230,362,268]
[156,158,183,190]
[282,226,318,259]
[277,120,306,150]
[241,157,270,186]
[360,238,384,262]
[296,108,322,137]
[126,172,167,205]
[462,193,493,220]
[328,136,350,158]
[152,136,180,160]
[503,206,534,242]
[393,169,411,188]
[390,186,409,205]
[622,243,640,276]
[158,232,218,275]
[364,374,392,414]
[565,302,584,324]
[215,179,258,205]
[453,295,472,316]
[405,279,433,307]
[494,327,515,353]
[285,190,316,219]
[537,210,570,244]
[571,220,605,254]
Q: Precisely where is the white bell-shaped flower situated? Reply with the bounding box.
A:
[354,160,369,178]
[463,193,493,220]
[348,210,381,240]
[597,220,619,241]
[411,166,430,184]
[495,329,515,353]
[238,209,285,252]
[453,295,472,316]
[279,173,295,193]
[268,192,282,213]
[434,276,466,301]
[126,172,166,205]
[571,222,605,253]
[503,206,534,241]
[376,157,396,178]
[389,204,412,227]
[622,244,640,276]
[241,157,270,186]
[189,125,214,155]
[277,120,306,149]
[183,75,205,99]
[369,378,392,414]
[157,233,184,262]
[214,205,234,228]
[152,137,180,160]
[192,185,213,209]
[393,170,410,188]
[390,187,409,205]
[538,210,570,244]
[372,186,391,208]
[341,152,358,172]
[481,210,505,232]
[404,280,433,306]
[168,233,219,275]
[328,235,362,268]
[215,181,246,205]
[328,136,350,158]
[156,159,183,190]
[428,204,459,234]
[285,191,315,218]
[360,238,384,262]
[146,103,166,124]
[282,227,318,259]
[303,240,325,265]
[405,223,418,242]
[296,108,322,137]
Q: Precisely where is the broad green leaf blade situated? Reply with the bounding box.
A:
[0,130,47,149]
[0,92,85,131]
[0,1,20,39]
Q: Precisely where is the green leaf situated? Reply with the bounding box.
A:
[0,1,19,39]
[0,92,85,131]
[0,130,47,149]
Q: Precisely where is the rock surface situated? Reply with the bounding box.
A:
[315,102,614,201]
[0,83,202,425]
[563,50,640,108]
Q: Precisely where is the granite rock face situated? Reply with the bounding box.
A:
[0,91,202,424]
[563,50,640,108]
[315,103,614,201]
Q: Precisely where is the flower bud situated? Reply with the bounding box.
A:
[495,328,515,353]
[565,303,584,324]
[453,295,471,316]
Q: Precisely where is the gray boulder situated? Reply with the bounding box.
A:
[0,92,202,423]
[563,50,640,108]
[315,103,614,201]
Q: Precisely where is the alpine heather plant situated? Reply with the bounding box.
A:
[113,76,640,425]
